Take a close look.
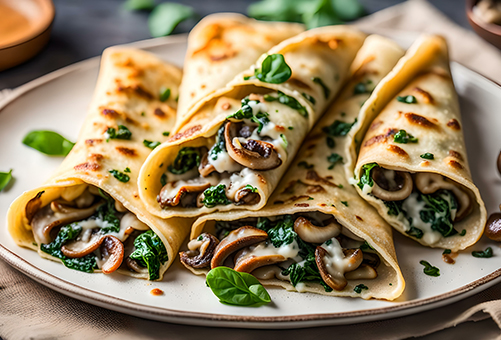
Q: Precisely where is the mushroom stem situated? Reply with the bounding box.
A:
[294,216,341,244]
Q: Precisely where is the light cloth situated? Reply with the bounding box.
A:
[2,1,501,339]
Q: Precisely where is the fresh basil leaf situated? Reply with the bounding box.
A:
[254,54,292,84]
[357,162,378,190]
[0,169,13,192]
[148,2,196,37]
[143,140,161,150]
[247,0,304,22]
[472,247,493,258]
[312,77,330,98]
[303,0,343,29]
[162,131,170,136]
[397,95,418,104]
[420,153,434,160]
[124,0,155,11]
[323,118,357,137]
[206,267,271,306]
[202,184,231,208]
[393,129,418,144]
[159,87,171,102]
[327,153,343,169]
[419,260,440,277]
[353,283,368,293]
[109,169,130,183]
[129,230,169,280]
[22,130,75,156]
[106,125,132,140]
[168,147,201,174]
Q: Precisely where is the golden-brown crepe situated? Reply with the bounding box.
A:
[178,35,406,300]
[8,47,191,280]
[351,35,487,251]
[139,26,367,220]
[175,13,304,130]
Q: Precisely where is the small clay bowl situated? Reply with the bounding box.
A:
[466,0,501,49]
[0,0,55,71]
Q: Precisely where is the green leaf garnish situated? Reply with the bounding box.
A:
[420,153,434,160]
[109,169,130,183]
[202,184,231,208]
[243,184,258,193]
[312,77,330,98]
[148,3,196,37]
[298,161,314,169]
[443,249,451,255]
[397,95,418,104]
[323,119,357,137]
[341,201,348,206]
[162,131,170,136]
[124,0,155,11]
[159,87,171,102]
[353,284,368,293]
[160,173,167,186]
[393,129,418,144]
[22,130,75,156]
[472,247,493,258]
[327,153,343,169]
[129,230,169,280]
[264,91,308,118]
[106,125,132,141]
[143,140,161,150]
[419,260,440,277]
[254,54,291,84]
[302,92,316,104]
[206,267,271,306]
[0,169,13,192]
[168,147,201,174]
[124,167,131,173]
[357,162,378,190]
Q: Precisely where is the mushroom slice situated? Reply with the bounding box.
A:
[126,257,148,274]
[157,181,211,208]
[371,167,413,201]
[234,187,260,206]
[180,233,219,269]
[224,121,282,170]
[294,217,341,244]
[120,212,149,231]
[345,264,378,280]
[486,212,501,242]
[362,252,381,268]
[25,191,45,223]
[315,241,364,291]
[210,226,268,268]
[414,173,473,221]
[233,243,286,273]
[61,232,104,258]
[31,201,103,244]
[198,148,216,178]
[100,236,125,274]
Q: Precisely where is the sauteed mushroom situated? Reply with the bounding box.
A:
[126,257,148,274]
[198,148,216,178]
[415,173,472,221]
[211,226,268,268]
[234,186,260,205]
[224,121,282,170]
[371,167,413,201]
[485,212,501,242]
[294,217,341,243]
[100,236,125,274]
[345,264,378,280]
[233,243,286,273]
[180,233,219,268]
[157,181,211,208]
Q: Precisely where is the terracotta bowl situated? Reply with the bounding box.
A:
[466,0,501,49]
[0,0,55,71]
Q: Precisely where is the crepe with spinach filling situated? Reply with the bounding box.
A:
[178,35,406,300]
[8,48,191,280]
[139,26,367,220]
[351,35,486,251]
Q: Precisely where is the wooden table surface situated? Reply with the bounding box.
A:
[0,0,471,90]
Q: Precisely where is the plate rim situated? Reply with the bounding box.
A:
[1,34,501,328]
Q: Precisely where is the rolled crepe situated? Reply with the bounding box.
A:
[352,35,487,251]
[178,35,406,301]
[139,26,367,219]
[8,47,192,280]
[175,13,304,130]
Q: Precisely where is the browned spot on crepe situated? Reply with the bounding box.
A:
[306,170,337,187]
[356,216,363,221]
[154,108,166,118]
[88,154,104,162]
[169,125,202,142]
[116,147,137,157]
[404,113,437,129]
[369,120,383,131]
[447,119,461,130]
[387,145,408,157]
[414,87,434,104]
[295,203,309,207]
[221,102,231,110]
[448,150,463,161]
[364,129,398,147]
[101,108,120,119]
[448,159,463,170]
[74,162,100,171]
[306,185,325,194]
[117,84,154,100]
[85,139,102,146]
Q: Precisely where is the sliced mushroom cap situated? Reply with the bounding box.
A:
[25,191,45,223]
[414,173,473,221]
[294,217,341,244]
[211,226,268,268]
[120,212,149,231]
[31,201,103,244]
[198,148,216,178]
[345,264,378,280]
[362,252,381,268]
[233,243,286,273]
[180,233,219,269]
[157,181,211,208]
[61,232,104,258]
[126,257,149,274]
[371,167,413,201]
[224,121,282,170]
[315,246,363,291]
[234,187,260,206]
[485,212,501,242]
[100,236,125,274]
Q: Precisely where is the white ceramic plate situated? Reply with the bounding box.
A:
[1,35,501,329]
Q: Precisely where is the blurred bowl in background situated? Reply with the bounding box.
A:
[466,0,501,49]
[0,0,55,71]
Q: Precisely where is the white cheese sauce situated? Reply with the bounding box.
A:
[401,192,442,245]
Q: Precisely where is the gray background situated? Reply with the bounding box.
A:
[0,0,471,90]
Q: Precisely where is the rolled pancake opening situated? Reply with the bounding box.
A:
[178,35,407,301]
[8,47,191,280]
[352,35,486,251]
[139,26,367,219]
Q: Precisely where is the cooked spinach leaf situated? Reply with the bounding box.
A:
[312,77,330,98]
[384,200,403,216]
[168,147,201,174]
[267,215,296,247]
[302,92,316,104]
[420,153,434,160]
[254,54,292,84]
[326,136,335,148]
[327,153,343,169]
[0,169,13,192]
[323,118,357,137]
[129,230,169,280]
[206,267,271,306]
[397,95,417,104]
[105,125,132,141]
[252,112,271,133]
[143,140,161,149]
[159,87,171,102]
[264,91,308,118]
[209,124,226,161]
[243,184,258,193]
[96,189,121,233]
[354,284,368,293]
[22,130,75,156]
[419,190,458,237]
[280,134,288,148]
[227,98,255,120]
[202,184,231,208]
[472,247,493,258]
[406,226,424,239]
[393,129,418,144]
[341,201,348,206]
[40,223,97,273]
[419,260,440,277]
[109,169,130,183]
[443,249,451,255]
[357,162,378,190]
[353,79,373,95]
